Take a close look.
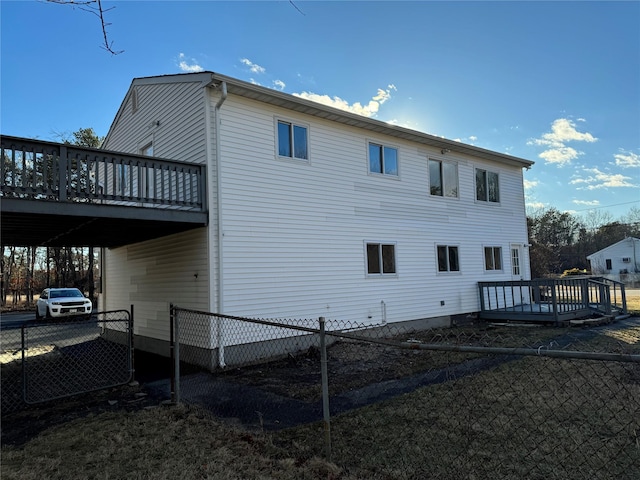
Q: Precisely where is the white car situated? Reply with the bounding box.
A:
[35,288,93,320]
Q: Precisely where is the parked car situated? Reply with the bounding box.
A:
[35,288,93,320]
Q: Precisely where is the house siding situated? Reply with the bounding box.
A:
[103,80,207,164]
[101,73,532,356]
[587,237,640,285]
[101,78,216,345]
[103,228,209,343]
[216,94,530,325]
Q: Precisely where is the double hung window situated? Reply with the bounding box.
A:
[429,159,458,197]
[369,143,398,176]
[366,243,396,275]
[476,168,500,203]
[437,245,460,272]
[277,120,308,160]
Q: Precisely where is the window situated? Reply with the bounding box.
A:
[484,247,503,271]
[141,143,153,156]
[369,143,398,176]
[429,159,458,197]
[605,259,612,270]
[437,245,459,272]
[366,243,396,275]
[476,168,500,203]
[277,120,308,160]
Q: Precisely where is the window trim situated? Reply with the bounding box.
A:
[436,244,461,273]
[475,167,501,204]
[365,241,398,277]
[367,140,399,177]
[428,157,459,198]
[484,246,503,272]
[275,117,310,162]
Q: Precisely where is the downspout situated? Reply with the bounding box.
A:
[213,79,227,367]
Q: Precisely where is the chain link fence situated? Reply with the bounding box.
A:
[1,310,133,415]
[171,306,640,479]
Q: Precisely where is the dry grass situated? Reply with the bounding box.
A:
[627,295,640,315]
[2,322,639,479]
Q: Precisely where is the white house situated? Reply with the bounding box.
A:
[100,71,534,360]
[587,237,640,285]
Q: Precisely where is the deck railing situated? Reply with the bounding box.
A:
[478,277,627,324]
[1,135,206,210]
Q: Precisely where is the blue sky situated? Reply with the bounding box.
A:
[1,1,639,220]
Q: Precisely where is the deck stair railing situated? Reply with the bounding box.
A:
[588,277,627,316]
[1,135,205,211]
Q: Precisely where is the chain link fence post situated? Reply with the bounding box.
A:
[319,316,332,461]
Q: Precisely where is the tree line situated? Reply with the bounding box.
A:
[527,206,640,278]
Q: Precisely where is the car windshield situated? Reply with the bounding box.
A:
[50,289,84,299]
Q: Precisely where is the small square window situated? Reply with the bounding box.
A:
[278,120,308,160]
[437,245,459,272]
[366,242,396,275]
[369,143,398,176]
[484,247,503,271]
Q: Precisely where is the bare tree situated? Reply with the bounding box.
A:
[45,0,123,55]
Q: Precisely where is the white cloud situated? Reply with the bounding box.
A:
[240,58,266,74]
[529,118,597,166]
[177,53,203,73]
[570,167,637,190]
[538,146,580,166]
[273,79,286,91]
[293,84,397,118]
[613,150,640,168]
[526,201,547,210]
[523,179,538,190]
[572,199,600,206]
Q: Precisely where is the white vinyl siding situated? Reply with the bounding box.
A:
[102,76,531,344]
[214,94,530,324]
[103,80,207,164]
[103,229,209,342]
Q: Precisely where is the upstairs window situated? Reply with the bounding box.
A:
[484,246,503,271]
[429,159,458,197]
[278,120,308,160]
[437,245,460,272]
[369,143,398,176]
[366,242,396,275]
[476,168,500,203]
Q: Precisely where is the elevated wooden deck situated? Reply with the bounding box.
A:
[478,277,628,325]
[1,135,208,247]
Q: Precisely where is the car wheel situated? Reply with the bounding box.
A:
[35,307,42,321]
[46,307,53,320]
